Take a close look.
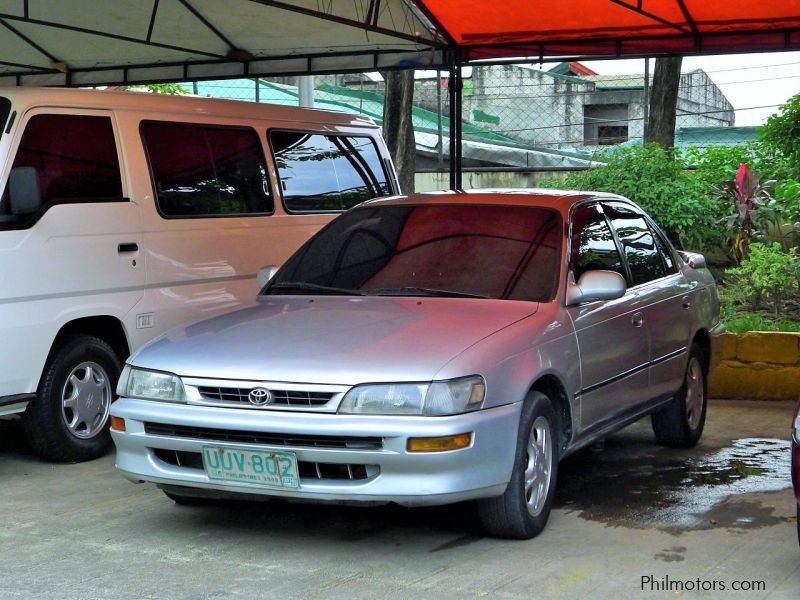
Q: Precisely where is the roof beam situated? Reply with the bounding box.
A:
[0,17,60,64]
[675,0,700,36]
[408,0,456,46]
[177,0,242,54]
[246,0,445,47]
[0,12,231,61]
[608,0,692,35]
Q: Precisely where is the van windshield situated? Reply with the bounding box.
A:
[265,203,562,302]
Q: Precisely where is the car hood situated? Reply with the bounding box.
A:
[130,296,538,385]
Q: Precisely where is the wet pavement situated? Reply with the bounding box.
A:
[1,399,798,598]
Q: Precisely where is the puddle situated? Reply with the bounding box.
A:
[555,437,791,531]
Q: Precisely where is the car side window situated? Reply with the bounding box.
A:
[270,130,390,213]
[605,203,666,286]
[651,225,677,273]
[141,121,273,218]
[570,203,625,281]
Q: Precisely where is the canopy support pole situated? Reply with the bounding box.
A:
[448,52,463,190]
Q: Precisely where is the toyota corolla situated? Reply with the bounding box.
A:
[110,190,723,539]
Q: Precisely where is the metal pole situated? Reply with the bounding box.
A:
[255,78,260,103]
[298,75,314,108]
[436,69,444,171]
[643,58,650,142]
[448,56,463,190]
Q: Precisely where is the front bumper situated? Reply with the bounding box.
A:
[110,398,521,507]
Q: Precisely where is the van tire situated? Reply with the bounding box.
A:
[477,392,558,539]
[23,335,120,463]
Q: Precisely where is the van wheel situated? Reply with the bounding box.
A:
[23,335,120,463]
[651,344,707,448]
[477,392,558,539]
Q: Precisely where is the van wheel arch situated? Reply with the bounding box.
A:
[47,316,131,366]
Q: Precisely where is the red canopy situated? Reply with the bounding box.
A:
[0,1,798,86]
[417,0,800,60]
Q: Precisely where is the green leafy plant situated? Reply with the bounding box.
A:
[760,93,800,178]
[129,83,189,95]
[725,242,799,317]
[716,163,780,263]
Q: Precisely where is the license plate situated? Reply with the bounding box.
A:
[202,446,299,489]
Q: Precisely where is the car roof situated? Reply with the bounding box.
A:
[0,86,378,128]
[360,189,636,216]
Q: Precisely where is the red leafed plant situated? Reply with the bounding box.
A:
[717,163,779,263]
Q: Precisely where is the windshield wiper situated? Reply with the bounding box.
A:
[266,282,367,296]
[368,286,490,299]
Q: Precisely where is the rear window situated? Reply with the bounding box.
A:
[1,113,123,227]
[269,204,562,302]
[141,121,273,218]
[270,130,390,213]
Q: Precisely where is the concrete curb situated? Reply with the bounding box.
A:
[709,331,800,400]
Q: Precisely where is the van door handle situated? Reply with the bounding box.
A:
[118,243,138,253]
[631,312,644,328]
[682,295,691,309]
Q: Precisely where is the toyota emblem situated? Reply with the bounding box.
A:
[248,387,272,406]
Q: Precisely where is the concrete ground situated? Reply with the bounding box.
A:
[1,400,798,599]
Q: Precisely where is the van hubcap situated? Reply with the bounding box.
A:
[61,362,111,439]
[524,416,553,517]
[685,357,704,430]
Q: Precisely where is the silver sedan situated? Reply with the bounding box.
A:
[110,190,723,539]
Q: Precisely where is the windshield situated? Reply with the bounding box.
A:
[266,203,562,301]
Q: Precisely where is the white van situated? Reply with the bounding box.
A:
[0,87,397,462]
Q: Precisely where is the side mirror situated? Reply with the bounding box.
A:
[677,251,706,269]
[8,166,41,215]
[257,265,278,288]
[566,270,627,306]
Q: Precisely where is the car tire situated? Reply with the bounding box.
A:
[477,391,559,539]
[23,335,120,463]
[651,343,707,448]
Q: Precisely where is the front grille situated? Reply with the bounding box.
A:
[144,422,383,450]
[197,386,334,407]
[152,449,377,481]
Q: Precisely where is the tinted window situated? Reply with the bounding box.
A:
[0,97,10,141]
[270,131,389,213]
[269,204,562,301]
[0,113,123,227]
[142,122,272,218]
[570,204,624,280]
[605,203,666,285]
[652,227,676,272]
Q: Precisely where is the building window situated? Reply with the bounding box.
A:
[596,125,629,145]
[583,104,629,146]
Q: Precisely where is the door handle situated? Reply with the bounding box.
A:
[118,242,139,253]
[631,312,644,327]
[682,295,692,309]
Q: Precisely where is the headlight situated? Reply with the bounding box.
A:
[339,376,485,416]
[122,366,186,403]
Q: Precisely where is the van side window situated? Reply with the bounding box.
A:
[0,114,123,226]
[141,122,273,218]
[270,131,389,213]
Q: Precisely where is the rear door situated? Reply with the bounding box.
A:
[603,201,691,400]
[567,202,650,435]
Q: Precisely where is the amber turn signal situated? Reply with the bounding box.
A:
[110,416,126,432]
[407,433,472,452]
